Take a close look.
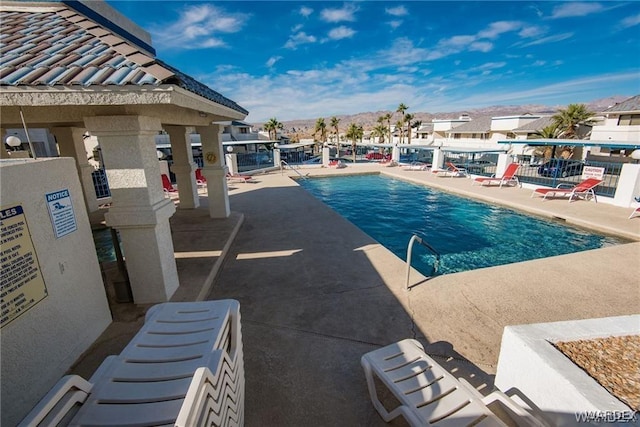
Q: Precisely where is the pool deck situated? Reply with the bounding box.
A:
[75,164,640,426]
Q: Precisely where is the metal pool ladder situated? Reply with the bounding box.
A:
[280,160,308,179]
[406,233,441,290]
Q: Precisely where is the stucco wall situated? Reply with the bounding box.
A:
[0,158,112,426]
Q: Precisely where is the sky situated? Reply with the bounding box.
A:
[106,1,640,123]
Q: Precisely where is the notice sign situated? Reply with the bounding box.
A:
[0,204,47,328]
[582,166,605,180]
[45,189,77,239]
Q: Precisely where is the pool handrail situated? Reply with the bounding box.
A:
[280,160,308,179]
[406,233,440,290]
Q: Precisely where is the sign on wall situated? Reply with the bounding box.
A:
[45,189,77,239]
[582,166,605,180]
[0,204,47,328]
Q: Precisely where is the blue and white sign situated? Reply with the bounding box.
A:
[45,189,77,239]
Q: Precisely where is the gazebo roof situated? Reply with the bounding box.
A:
[0,2,248,122]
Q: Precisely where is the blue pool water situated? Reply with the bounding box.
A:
[298,174,625,276]
[92,227,122,263]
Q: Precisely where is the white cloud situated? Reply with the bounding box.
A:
[291,24,303,32]
[284,31,317,49]
[518,25,546,38]
[266,56,282,68]
[320,4,358,23]
[477,21,522,39]
[621,14,640,28]
[385,6,408,17]
[327,26,356,40]
[150,4,249,49]
[550,2,604,19]
[387,20,402,30]
[519,32,573,47]
[299,6,313,17]
[469,41,493,52]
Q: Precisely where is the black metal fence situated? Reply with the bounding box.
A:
[92,169,111,199]
[446,153,624,198]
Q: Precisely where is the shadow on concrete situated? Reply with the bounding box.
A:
[206,182,495,426]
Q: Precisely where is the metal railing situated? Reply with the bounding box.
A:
[237,152,274,172]
[406,232,440,290]
[514,158,622,198]
[280,160,308,179]
[92,169,111,199]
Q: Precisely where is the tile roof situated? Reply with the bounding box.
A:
[512,116,554,133]
[446,116,492,133]
[602,95,640,113]
[0,6,248,115]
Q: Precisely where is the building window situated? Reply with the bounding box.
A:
[453,133,461,139]
[240,128,248,134]
[618,114,640,126]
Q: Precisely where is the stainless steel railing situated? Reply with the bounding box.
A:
[406,233,440,290]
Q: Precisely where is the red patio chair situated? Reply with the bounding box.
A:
[161,174,177,194]
[472,163,520,187]
[195,168,206,188]
[434,162,468,177]
[531,177,602,202]
[226,172,254,183]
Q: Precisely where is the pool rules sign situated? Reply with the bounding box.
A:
[0,204,47,328]
[46,189,77,238]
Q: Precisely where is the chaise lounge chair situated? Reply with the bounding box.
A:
[226,172,254,183]
[433,162,468,178]
[195,168,207,189]
[473,163,520,187]
[161,174,178,195]
[361,339,550,427]
[404,161,430,171]
[531,177,602,202]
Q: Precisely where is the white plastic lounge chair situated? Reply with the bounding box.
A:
[405,162,430,171]
[531,178,602,202]
[473,163,520,187]
[20,301,244,427]
[361,339,549,427]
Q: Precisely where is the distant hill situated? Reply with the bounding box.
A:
[254,95,631,139]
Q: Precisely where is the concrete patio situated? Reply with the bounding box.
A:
[74,164,640,426]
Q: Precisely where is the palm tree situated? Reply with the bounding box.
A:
[552,104,594,140]
[383,113,392,144]
[330,116,340,157]
[533,123,561,158]
[314,118,327,143]
[404,113,414,145]
[372,123,387,143]
[345,123,363,163]
[264,118,283,141]
[396,120,405,144]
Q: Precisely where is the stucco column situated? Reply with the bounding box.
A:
[432,147,445,170]
[322,145,330,166]
[197,124,230,218]
[51,126,100,212]
[165,125,199,209]
[84,115,179,303]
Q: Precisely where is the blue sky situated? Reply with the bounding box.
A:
[107,1,640,122]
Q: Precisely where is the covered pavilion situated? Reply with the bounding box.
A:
[0,0,248,303]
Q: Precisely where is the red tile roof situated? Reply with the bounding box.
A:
[0,5,248,115]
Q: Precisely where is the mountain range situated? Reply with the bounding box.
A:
[256,95,631,138]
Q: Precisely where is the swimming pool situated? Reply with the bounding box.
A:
[297,174,626,276]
